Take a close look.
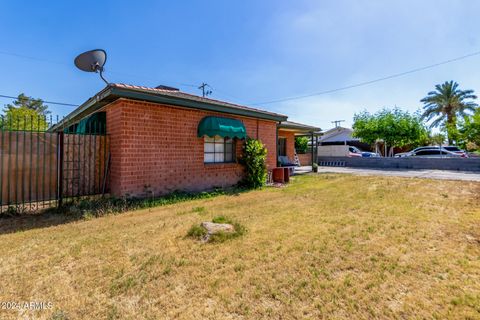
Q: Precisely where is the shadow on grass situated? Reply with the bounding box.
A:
[0,187,251,235]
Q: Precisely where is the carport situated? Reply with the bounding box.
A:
[277,121,321,170]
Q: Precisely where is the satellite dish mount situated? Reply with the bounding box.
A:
[74,49,109,85]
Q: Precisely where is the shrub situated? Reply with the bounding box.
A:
[211,215,230,224]
[295,137,309,154]
[466,141,478,152]
[240,138,267,189]
[41,189,228,220]
[187,224,208,238]
[210,215,246,242]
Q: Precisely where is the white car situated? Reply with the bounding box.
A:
[443,146,469,158]
[395,147,463,158]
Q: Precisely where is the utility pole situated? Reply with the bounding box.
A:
[331,120,345,128]
[198,83,212,97]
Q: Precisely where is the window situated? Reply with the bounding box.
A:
[204,136,236,163]
[444,146,460,152]
[278,138,287,156]
[414,150,447,156]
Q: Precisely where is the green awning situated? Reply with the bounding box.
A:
[197,116,246,139]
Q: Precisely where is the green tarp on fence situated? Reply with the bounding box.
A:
[64,112,106,134]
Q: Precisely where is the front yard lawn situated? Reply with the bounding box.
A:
[1,174,479,319]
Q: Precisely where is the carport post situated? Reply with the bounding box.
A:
[276,122,280,167]
[311,131,314,171]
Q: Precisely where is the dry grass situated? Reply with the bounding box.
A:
[0,174,479,319]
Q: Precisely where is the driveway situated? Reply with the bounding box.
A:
[316,167,480,182]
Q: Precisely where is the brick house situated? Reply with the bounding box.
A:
[54,84,319,197]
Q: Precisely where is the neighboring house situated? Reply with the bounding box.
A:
[318,126,371,151]
[53,84,318,197]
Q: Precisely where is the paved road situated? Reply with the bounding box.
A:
[316,167,480,182]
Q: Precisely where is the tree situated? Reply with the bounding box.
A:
[352,108,428,156]
[429,133,446,146]
[420,81,477,144]
[1,94,49,131]
[458,108,480,151]
[294,136,309,154]
[4,93,50,116]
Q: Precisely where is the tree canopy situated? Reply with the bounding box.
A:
[1,93,50,131]
[4,93,50,116]
[352,108,428,149]
[294,136,309,154]
[420,81,477,143]
[458,108,480,151]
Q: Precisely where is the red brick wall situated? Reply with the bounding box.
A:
[297,153,312,166]
[106,99,278,197]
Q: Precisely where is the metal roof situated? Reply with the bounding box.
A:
[319,126,359,142]
[278,120,321,133]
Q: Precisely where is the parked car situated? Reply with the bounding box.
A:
[443,146,469,158]
[348,146,380,158]
[395,147,463,158]
[348,146,362,157]
[395,146,436,158]
[395,146,468,158]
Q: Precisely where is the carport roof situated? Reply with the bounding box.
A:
[278,120,321,133]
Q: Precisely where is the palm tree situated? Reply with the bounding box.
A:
[421,81,478,144]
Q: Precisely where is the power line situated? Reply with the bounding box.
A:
[198,82,212,97]
[0,94,78,107]
[0,50,66,65]
[0,50,199,89]
[207,84,246,103]
[250,50,480,106]
[331,120,345,127]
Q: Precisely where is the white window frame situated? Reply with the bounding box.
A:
[204,136,236,164]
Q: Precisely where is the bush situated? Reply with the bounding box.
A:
[295,137,309,154]
[43,189,227,220]
[211,215,231,224]
[187,224,208,238]
[466,141,478,152]
[240,138,267,189]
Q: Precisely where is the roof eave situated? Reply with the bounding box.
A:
[278,123,321,133]
[52,86,287,131]
[50,86,114,132]
[111,87,287,121]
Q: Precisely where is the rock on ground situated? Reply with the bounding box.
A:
[201,222,235,241]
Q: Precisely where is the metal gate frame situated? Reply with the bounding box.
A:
[0,116,109,213]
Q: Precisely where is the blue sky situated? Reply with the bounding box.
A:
[0,0,479,130]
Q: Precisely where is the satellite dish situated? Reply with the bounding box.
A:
[74,49,109,84]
